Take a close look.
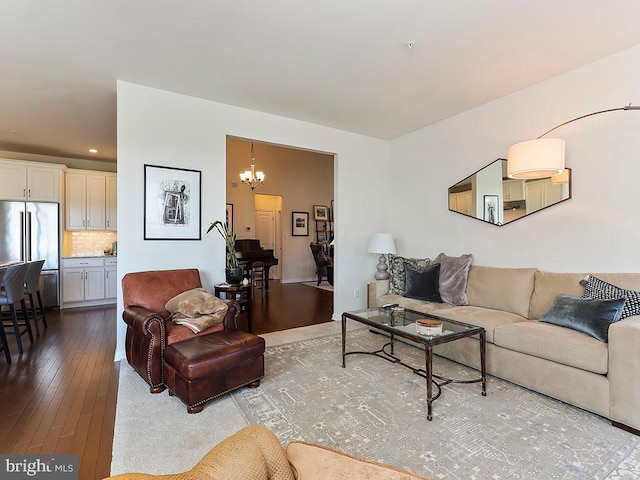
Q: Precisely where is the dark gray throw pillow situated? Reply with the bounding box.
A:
[581,274,640,319]
[433,252,473,305]
[540,293,625,342]
[388,254,430,295]
[404,263,442,303]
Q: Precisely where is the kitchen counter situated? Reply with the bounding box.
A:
[62,254,117,259]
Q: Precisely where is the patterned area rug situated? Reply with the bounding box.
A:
[231,329,640,480]
[111,327,640,478]
[302,280,333,292]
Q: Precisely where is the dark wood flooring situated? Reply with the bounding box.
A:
[0,281,332,479]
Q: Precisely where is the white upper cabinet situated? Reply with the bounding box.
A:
[0,159,63,202]
[106,174,117,231]
[65,170,115,230]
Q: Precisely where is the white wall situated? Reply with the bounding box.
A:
[115,81,389,361]
[389,43,640,272]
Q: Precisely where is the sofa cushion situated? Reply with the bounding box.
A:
[494,320,609,374]
[433,253,473,306]
[529,272,586,320]
[404,263,442,303]
[431,306,527,344]
[388,255,430,295]
[540,294,625,342]
[582,275,640,319]
[466,266,537,318]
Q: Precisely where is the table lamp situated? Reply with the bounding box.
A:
[367,233,397,280]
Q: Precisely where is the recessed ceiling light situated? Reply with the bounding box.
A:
[89,148,98,153]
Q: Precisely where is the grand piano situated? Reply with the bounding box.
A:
[235,239,279,293]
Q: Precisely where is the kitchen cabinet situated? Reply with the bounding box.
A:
[61,257,117,308]
[449,191,472,216]
[104,257,118,298]
[106,174,117,231]
[0,159,63,202]
[503,179,525,201]
[65,170,116,230]
[525,179,565,214]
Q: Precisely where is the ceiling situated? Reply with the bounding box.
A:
[3,1,640,164]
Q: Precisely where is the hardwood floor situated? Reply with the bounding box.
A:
[0,281,332,479]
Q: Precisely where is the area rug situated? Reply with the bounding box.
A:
[302,280,333,292]
[111,327,640,479]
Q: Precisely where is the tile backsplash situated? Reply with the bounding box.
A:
[63,231,117,257]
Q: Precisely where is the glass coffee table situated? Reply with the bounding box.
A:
[342,306,486,420]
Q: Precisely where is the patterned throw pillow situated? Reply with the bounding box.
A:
[388,254,430,295]
[581,275,640,319]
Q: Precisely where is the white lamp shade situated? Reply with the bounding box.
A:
[367,233,397,254]
[551,168,570,184]
[507,138,565,179]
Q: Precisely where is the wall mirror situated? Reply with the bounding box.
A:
[448,159,571,226]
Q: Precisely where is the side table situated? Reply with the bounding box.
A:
[214,284,252,332]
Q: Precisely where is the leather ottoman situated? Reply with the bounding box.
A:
[163,329,265,413]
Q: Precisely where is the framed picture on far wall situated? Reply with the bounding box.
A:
[313,204,329,221]
[144,164,202,240]
[225,203,234,232]
[483,195,499,225]
[292,211,309,236]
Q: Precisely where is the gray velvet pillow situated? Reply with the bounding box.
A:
[540,293,625,342]
[433,253,473,306]
[388,254,430,295]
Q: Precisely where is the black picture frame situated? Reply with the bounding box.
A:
[226,203,234,233]
[483,195,499,225]
[292,211,309,236]
[144,164,202,240]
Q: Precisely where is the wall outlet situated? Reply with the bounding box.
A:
[354,288,359,298]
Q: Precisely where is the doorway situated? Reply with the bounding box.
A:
[254,194,282,279]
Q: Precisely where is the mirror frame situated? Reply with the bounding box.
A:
[448,158,572,227]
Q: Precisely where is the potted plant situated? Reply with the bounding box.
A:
[206,220,243,285]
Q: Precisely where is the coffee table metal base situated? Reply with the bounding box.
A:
[342,317,486,421]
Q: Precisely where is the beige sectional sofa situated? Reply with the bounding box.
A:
[368,265,640,434]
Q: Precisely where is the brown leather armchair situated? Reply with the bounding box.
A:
[121,268,240,393]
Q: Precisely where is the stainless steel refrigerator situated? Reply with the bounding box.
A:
[0,201,60,307]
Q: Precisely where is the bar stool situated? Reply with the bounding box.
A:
[0,268,10,363]
[24,260,47,336]
[0,263,33,355]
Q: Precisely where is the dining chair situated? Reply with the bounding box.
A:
[0,268,10,363]
[24,260,47,335]
[0,263,33,355]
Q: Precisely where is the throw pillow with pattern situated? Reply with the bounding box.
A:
[581,274,640,319]
[388,254,430,295]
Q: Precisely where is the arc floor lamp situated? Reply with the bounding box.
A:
[507,104,640,180]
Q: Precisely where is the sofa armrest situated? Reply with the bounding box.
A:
[285,441,432,480]
[367,280,390,307]
[608,315,640,431]
[122,306,166,338]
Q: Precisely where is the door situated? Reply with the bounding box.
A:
[255,209,279,279]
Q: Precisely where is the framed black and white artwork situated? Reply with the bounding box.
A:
[144,164,202,240]
[226,203,234,233]
[292,211,309,236]
[483,195,499,225]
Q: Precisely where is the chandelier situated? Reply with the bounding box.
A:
[239,142,265,190]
